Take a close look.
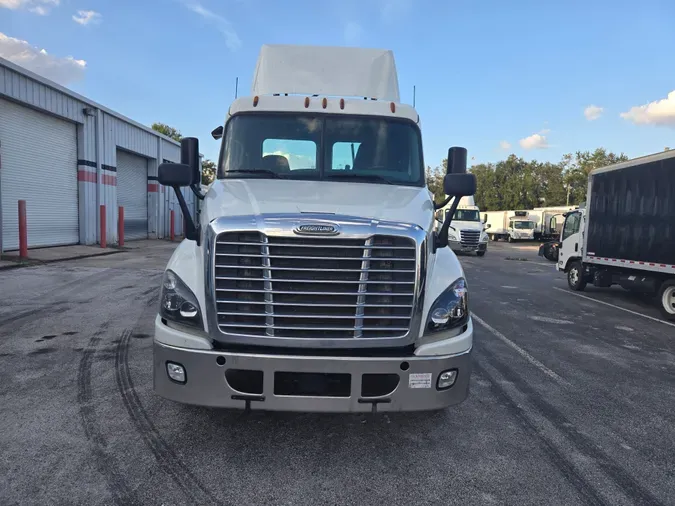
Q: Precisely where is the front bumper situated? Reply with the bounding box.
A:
[449,240,487,253]
[154,320,473,413]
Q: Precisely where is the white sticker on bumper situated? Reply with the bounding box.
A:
[408,373,432,389]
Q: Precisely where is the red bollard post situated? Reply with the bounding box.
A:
[170,210,175,242]
[100,205,107,248]
[118,206,124,247]
[18,200,28,258]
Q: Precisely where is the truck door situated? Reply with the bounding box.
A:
[558,211,581,270]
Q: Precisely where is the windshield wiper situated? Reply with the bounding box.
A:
[324,173,394,185]
[225,169,284,178]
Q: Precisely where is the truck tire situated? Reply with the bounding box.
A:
[507,235,514,243]
[567,261,587,291]
[477,251,486,257]
[657,280,675,321]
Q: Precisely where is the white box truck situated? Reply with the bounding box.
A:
[529,206,575,241]
[555,150,675,320]
[483,210,535,242]
[153,45,477,412]
[435,196,489,256]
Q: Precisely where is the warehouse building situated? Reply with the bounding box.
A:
[0,57,198,252]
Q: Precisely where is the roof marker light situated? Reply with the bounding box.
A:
[304,97,310,108]
[322,97,327,109]
[390,102,396,113]
[340,99,345,110]
[253,96,259,107]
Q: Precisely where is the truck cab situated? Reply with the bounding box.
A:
[508,215,536,242]
[152,45,477,412]
[436,196,489,256]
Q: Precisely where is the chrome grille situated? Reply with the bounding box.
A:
[214,232,417,339]
[460,230,480,248]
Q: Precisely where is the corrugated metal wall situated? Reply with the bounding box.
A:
[0,58,195,250]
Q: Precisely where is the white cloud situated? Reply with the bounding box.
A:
[0,0,58,14]
[0,32,86,85]
[72,9,101,25]
[519,132,550,150]
[499,140,511,150]
[182,1,241,51]
[343,22,363,46]
[620,91,675,127]
[584,105,603,121]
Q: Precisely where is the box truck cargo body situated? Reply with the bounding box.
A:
[556,150,675,319]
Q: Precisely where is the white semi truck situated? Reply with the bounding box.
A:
[153,45,477,412]
[483,210,535,242]
[435,196,489,256]
[553,150,675,320]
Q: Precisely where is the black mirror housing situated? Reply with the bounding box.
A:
[443,173,476,197]
[446,147,468,174]
[180,137,200,185]
[159,163,194,187]
[211,125,224,140]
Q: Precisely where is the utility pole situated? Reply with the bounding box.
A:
[413,85,416,107]
[566,184,571,206]
[235,77,239,99]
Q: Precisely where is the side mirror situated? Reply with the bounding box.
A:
[158,163,193,187]
[443,173,476,197]
[446,147,467,174]
[180,137,200,185]
[485,224,491,230]
[212,125,224,140]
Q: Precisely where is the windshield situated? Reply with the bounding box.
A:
[513,221,534,229]
[218,114,424,186]
[450,209,480,222]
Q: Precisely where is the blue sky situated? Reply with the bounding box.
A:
[2,0,675,168]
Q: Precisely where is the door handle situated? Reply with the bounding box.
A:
[574,243,578,252]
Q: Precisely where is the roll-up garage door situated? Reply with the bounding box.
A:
[0,98,79,251]
[116,150,148,240]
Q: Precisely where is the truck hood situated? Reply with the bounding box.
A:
[450,221,484,232]
[201,179,435,229]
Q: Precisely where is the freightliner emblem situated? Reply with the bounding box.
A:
[293,223,341,236]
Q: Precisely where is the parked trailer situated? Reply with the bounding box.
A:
[529,209,567,241]
[483,210,535,242]
[553,150,675,320]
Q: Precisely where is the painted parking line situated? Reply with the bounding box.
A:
[472,313,569,385]
[552,287,675,329]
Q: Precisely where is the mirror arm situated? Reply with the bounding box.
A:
[171,186,200,245]
[434,196,460,252]
[434,195,452,210]
[190,183,206,200]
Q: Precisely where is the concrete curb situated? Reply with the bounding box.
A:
[0,249,126,271]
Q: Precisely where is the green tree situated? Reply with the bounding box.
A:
[201,159,216,185]
[425,165,445,202]
[562,148,629,205]
[151,122,183,142]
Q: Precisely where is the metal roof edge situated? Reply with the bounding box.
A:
[591,149,675,175]
[0,56,181,147]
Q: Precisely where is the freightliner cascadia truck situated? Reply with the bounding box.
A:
[553,149,675,320]
[153,45,477,412]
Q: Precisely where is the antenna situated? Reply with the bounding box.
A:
[235,77,239,99]
[413,85,416,107]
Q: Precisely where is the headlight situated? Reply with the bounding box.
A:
[425,278,469,335]
[159,270,203,329]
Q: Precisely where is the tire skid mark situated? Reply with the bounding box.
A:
[77,320,141,506]
[478,345,666,506]
[115,327,224,505]
[0,269,115,331]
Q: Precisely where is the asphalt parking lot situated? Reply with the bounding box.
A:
[1,240,674,506]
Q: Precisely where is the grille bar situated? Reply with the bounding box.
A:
[214,232,417,339]
[215,276,414,284]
